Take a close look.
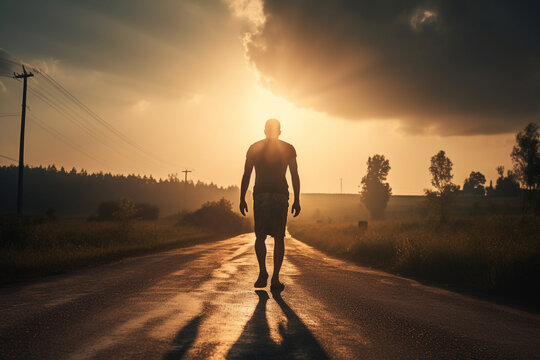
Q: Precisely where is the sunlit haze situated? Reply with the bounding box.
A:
[0,0,527,194]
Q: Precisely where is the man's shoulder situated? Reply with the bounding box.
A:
[278,140,296,155]
[248,139,296,155]
[251,139,267,147]
[247,140,266,158]
[248,139,266,152]
[278,140,295,149]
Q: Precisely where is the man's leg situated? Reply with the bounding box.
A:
[254,235,268,287]
[271,236,285,288]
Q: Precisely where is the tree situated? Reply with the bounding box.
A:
[496,165,505,178]
[425,150,460,221]
[511,122,539,190]
[112,197,137,221]
[360,155,392,219]
[463,171,486,196]
[486,179,494,196]
[490,166,521,197]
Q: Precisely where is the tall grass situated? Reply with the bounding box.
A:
[288,216,540,305]
[0,216,220,284]
[1,198,251,284]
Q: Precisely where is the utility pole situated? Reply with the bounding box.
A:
[14,65,34,214]
[181,169,192,211]
[182,169,192,183]
[340,178,343,194]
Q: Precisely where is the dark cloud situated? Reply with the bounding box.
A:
[0,0,240,98]
[245,1,540,135]
[0,49,22,76]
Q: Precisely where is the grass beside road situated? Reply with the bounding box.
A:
[0,198,251,285]
[0,217,229,284]
[288,215,540,308]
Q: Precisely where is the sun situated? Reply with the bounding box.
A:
[247,85,304,140]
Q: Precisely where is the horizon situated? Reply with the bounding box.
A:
[1,1,536,195]
[0,162,504,197]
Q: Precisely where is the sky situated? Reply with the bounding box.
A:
[0,0,538,195]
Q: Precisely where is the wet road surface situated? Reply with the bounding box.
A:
[1,233,539,359]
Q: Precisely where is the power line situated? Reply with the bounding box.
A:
[0,58,21,66]
[36,70,183,170]
[27,85,129,156]
[0,57,21,66]
[0,154,18,162]
[27,114,108,167]
[3,58,189,175]
[0,57,22,78]
[33,77,113,137]
[26,83,171,171]
[3,59,184,186]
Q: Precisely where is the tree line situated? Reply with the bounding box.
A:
[0,166,239,217]
[360,122,540,220]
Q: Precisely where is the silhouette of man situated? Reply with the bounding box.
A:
[240,119,301,291]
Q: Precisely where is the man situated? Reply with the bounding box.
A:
[240,118,301,291]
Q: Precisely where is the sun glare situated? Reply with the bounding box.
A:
[247,85,304,140]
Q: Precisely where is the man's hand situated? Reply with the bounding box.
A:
[291,200,301,217]
[240,199,248,216]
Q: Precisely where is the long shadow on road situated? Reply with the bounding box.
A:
[226,290,329,359]
[162,290,328,359]
[162,315,204,360]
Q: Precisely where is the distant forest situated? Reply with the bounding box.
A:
[0,165,240,217]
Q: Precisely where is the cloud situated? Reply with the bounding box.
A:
[0,0,243,100]
[225,0,265,27]
[410,9,437,30]
[240,1,540,135]
[0,48,22,76]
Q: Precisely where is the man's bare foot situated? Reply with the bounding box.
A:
[270,278,285,292]
[254,272,268,288]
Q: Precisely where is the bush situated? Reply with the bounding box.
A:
[135,203,159,220]
[90,198,159,221]
[178,198,250,235]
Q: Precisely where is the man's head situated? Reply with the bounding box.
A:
[264,118,281,139]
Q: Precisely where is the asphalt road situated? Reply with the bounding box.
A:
[1,233,539,359]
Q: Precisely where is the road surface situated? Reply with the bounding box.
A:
[1,233,539,359]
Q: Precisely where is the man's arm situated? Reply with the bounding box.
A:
[240,155,254,216]
[289,157,301,217]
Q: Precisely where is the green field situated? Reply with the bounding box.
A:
[288,215,540,308]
